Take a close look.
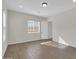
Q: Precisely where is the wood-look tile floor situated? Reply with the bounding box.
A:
[3,40,76,59]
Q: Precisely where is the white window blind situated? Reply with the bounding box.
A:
[27,20,40,33]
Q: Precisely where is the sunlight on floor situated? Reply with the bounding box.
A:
[40,40,67,48]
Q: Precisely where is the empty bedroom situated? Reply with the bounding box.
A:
[2,0,76,59]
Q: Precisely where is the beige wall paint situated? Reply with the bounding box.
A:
[48,8,76,47]
[7,10,47,44]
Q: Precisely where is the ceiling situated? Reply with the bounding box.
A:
[6,0,76,17]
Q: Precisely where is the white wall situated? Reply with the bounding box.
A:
[7,10,47,44]
[48,21,52,39]
[2,0,8,57]
[48,8,76,47]
[40,21,52,39]
[40,21,48,39]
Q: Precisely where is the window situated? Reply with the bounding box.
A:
[27,20,40,33]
